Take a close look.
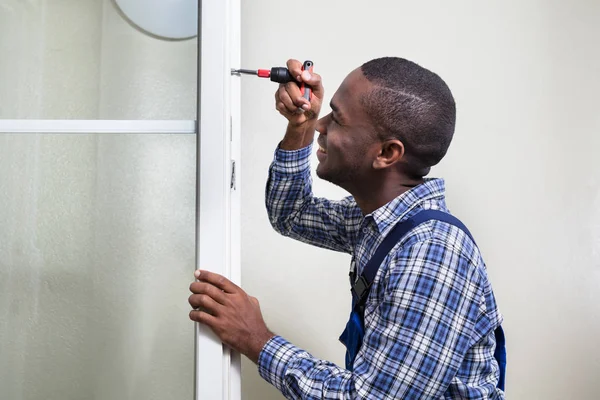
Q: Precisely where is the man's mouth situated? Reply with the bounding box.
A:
[318,144,327,154]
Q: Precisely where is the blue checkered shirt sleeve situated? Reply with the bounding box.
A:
[265,143,362,254]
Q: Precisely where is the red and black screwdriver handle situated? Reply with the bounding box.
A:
[300,60,314,101]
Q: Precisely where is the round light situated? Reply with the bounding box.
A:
[114,0,198,40]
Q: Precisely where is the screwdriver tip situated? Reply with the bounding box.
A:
[231,68,258,76]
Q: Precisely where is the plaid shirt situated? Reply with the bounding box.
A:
[259,143,504,399]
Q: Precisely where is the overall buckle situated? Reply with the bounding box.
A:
[351,275,371,303]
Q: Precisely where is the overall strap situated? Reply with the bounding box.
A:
[351,209,474,305]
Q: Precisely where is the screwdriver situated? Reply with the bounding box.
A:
[232,60,314,101]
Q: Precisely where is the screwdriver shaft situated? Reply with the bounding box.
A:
[231,68,258,75]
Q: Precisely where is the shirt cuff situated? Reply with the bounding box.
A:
[258,335,306,392]
[271,143,313,175]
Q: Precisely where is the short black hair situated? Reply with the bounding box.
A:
[360,57,456,177]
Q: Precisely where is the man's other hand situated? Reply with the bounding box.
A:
[189,270,274,364]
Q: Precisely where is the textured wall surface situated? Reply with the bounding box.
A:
[0,1,198,399]
[239,0,600,399]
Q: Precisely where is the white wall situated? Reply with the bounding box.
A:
[0,1,197,399]
[240,1,600,399]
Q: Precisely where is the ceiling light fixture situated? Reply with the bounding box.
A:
[114,0,198,40]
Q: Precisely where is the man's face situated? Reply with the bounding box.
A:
[314,69,380,190]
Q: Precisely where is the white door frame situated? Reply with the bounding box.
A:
[0,0,242,398]
[195,0,241,399]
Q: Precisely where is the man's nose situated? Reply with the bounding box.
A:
[315,116,327,135]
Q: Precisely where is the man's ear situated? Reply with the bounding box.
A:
[373,139,405,169]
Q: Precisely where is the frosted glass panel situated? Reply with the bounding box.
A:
[0,0,196,120]
[0,134,196,400]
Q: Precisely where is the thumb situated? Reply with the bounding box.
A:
[300,70,324,100]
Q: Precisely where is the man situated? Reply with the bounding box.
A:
[189,57,504,399]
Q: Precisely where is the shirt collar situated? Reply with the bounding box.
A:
[366,178,447,236]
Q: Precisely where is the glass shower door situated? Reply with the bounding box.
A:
[0,133,196,399]
[0,0,197,121]
[0,0,199,399]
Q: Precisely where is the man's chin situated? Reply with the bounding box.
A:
[315,165,325,179]
[316,166,337,186]
[316,165,357,193]
[315,165,329,181]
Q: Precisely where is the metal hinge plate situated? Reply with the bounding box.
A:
[230,160,236,190]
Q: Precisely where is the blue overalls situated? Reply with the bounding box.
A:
[339,210,506,391]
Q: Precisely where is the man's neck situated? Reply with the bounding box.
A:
[351,174,424,215]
